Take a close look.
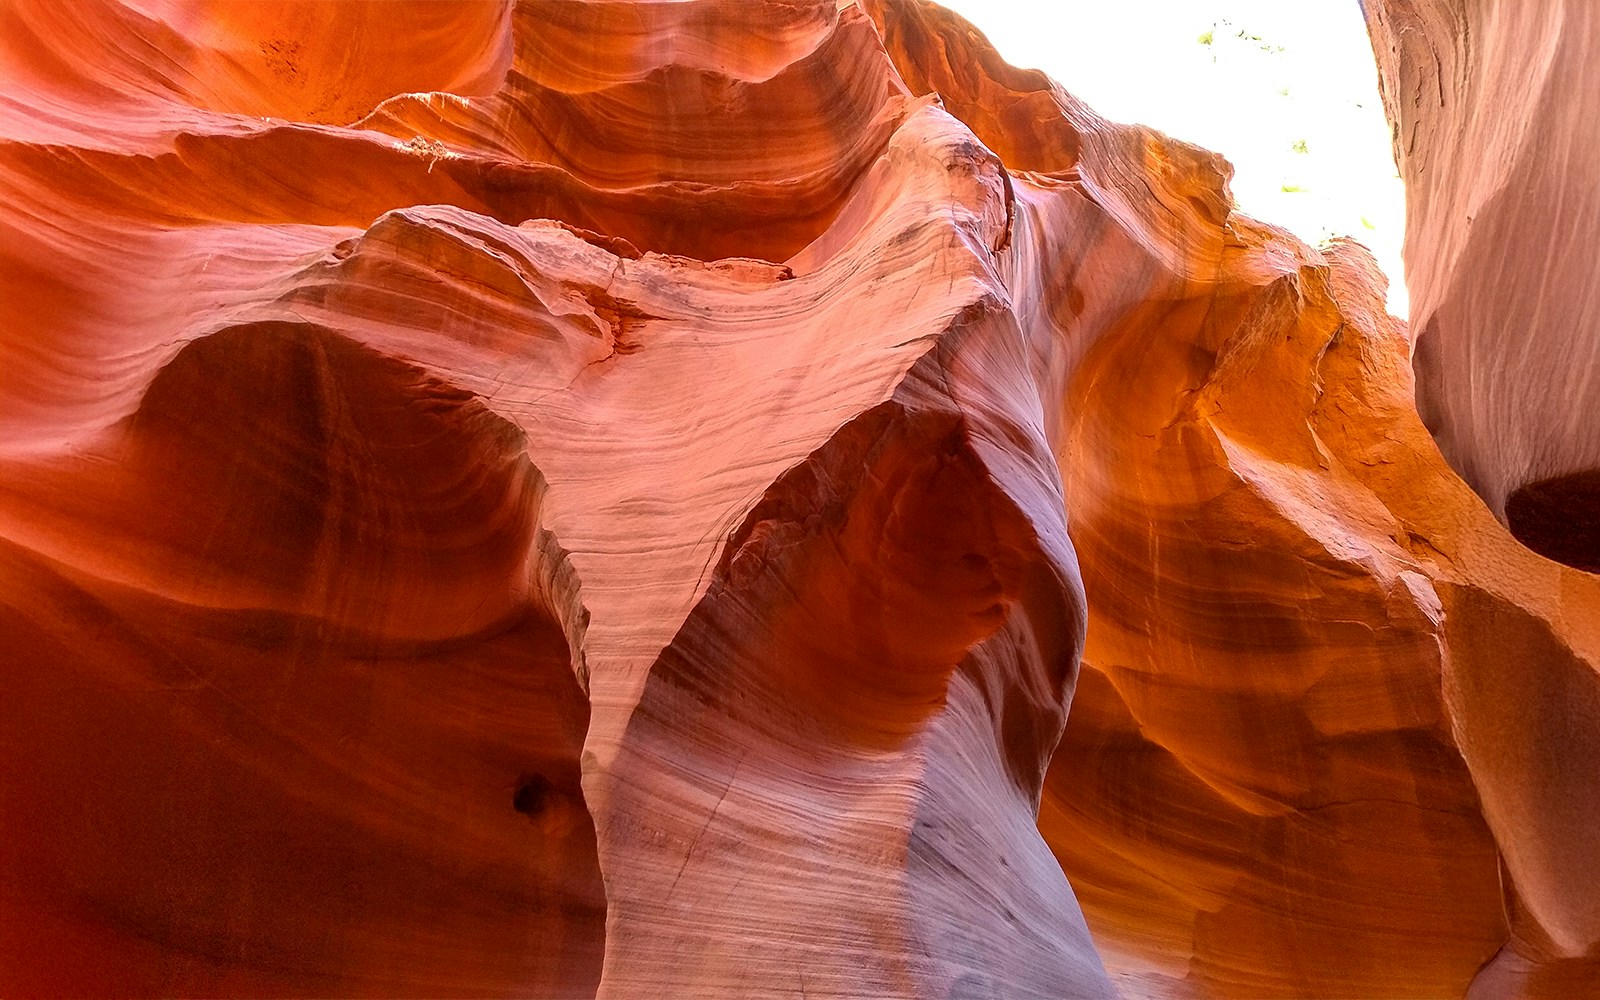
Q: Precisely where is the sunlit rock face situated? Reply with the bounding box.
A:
[2,2,1597,998]
[1363,0,1600,574]
[1360,1,1600,992]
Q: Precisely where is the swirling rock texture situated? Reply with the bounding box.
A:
[1362,0,1600,576]
[1358,1,1600,992]
[1,2,1596,998]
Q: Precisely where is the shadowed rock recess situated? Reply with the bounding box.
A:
[2,2,1596,998]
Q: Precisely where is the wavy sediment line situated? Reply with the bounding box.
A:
[5,2,1600,998]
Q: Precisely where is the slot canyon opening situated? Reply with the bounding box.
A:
[1506,471,1600,574]
[941,0,1409,316]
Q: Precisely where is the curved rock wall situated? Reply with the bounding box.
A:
[1363,0,1600,572]
[1363,1,1600,990]
[2,1,1597,997]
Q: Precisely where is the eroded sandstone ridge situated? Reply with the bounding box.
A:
[1,2,1596,998]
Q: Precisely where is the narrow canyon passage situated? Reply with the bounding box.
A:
[1,1,1597,997]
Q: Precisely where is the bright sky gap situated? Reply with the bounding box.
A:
[940,0,1408,316]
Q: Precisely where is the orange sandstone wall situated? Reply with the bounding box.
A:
[1361,1,1600,992]
[1,2,1595,998]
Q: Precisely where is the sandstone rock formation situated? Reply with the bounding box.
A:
[1363,0,1600,575]
[1358,2,1600,991]
[1,2,1597,998]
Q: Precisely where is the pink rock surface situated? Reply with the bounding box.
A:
[1,2,1597,997]
[1364,0,1600,573]
[1365,1,1600,991]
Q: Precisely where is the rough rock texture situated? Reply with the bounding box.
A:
[2,2,1597,998]
[1363,0,1600,573]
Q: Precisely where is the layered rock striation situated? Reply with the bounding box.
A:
[1363,0,1600,574]
[1,2,1596,998]
[1362,1,1600,990]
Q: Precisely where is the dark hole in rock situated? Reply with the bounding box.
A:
[513,773,552,817]
[1505,469,1600,574]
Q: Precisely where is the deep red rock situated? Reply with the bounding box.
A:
[2,2,1597,998]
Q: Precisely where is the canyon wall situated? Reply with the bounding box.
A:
[1364,0,1600,573]
[1360,1,1600,990]
[2,1,1597,997]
